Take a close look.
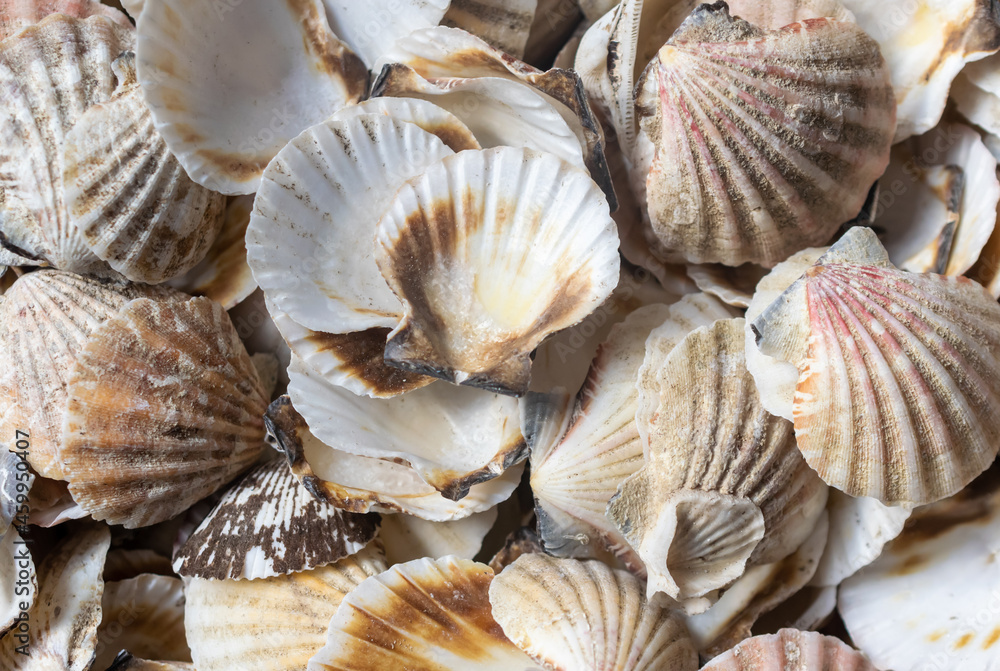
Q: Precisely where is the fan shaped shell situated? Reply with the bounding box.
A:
[702,628,877,670]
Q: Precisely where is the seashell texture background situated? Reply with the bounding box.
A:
[2,0,1000,669]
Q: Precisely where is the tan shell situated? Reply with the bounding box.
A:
[753,226,1000,505]
[61,296,268,527]
[489,553,699,671]
[0,0,131,40]
[185,544,387,671]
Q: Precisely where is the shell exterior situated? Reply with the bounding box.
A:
[63,52,227,285]
[185,543,387,671]
[267,395,524,521]
[635,3,895,267]
[320,0,450,67]
[379,509,497,565]
[172,459,379,580]
[136,0,368,194]
[0,14,134,275]
[609,318,828,601]
[61,296,268,527]
[307,556,543,670]
[753,227,1000,504]
[488,554,699,671]
[375,146,620,395]
[0,525,110,670]
[702,628,877,670]
[442,0,537,58]
[0,0,131,40]
[0,527,36,638]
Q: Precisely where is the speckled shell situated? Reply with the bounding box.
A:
[185,544,387,671]
[0,0,131,40]
[635,3,895,267]
[375,146,620,395]
[63,52,227,284]
[753,227,1000,504]
[702,629,877,670]
[60,296,268,527]
[307,557,543,670]
[172,459,379,580]
[0,14,134,275]
[489,554,699,671]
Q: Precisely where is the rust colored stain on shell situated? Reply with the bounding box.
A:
[955,632,976,650]
[285,0,367,101]
[305,328,433,396]
[983,625,1000,649]
[195,148,267,183]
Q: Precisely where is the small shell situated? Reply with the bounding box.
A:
[0,527,36,637]
[321,0,449,67]
[267,395,524,521]
[136,0,367,194]
[61,296,268,527]
[375,146,620,395]
[752,226,1000,504]
[379,509,498,565]
[488,554,699,671]
[635,3,895,267]
[442,0,536,58]
[185,543,387,671]
[702,629,877,670]
[307,556,542,670]
[0,0,131,39]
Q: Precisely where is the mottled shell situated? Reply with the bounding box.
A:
[379,510,497,565]
[489,554,699,671]
[61,296,268,527]
[0,527,36,637]
[185,544,387,671]
[702,629,877,670]
[172,459,379,580]
[63,52,227,284]
[0,0,131,40]
[135,0,367,194]
[307,557,542,670]
[753,227,1000,504]
[375,146,620,395]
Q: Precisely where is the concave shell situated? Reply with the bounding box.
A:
[172,459,379,580]
[185,543,387,671]
[442,0,537,59]
[135,0,367,194]
[307,556,543,670]
[0,0,131,40]
[635,3,895,267]
[752,226,1000,504]
[527,296,736,564]
[60,296,268,527]
[0,525,110,669]
[375,146,620,396]
[92,574,190,670]
[838,475,1000,671]
[0,527,36,638]
[0,14,134,275]
[608,318,828,601]
[267,396,524,521]
[701,628,877,670]
[320,0,450,67]
[63,52,227,284]
[379,509,497,565]
[488,553,699,671]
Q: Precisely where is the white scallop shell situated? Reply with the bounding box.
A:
[321,0,450,67]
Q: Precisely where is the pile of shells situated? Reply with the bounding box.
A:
[2,0,1000,669]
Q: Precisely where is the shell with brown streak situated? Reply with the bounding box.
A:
[752,227,1000,505]
[0,0,131,40]
[701,628,877,670]
[60,296,268,527]
[634,2,895,267]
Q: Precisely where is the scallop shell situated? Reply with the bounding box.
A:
[375,146,620,395]
[27,475,88,527]
[0,527,36,638]
[266,395,524,521]
[62,52,227,284]
[172,459,379,580]
[92,574,190,670]
[185,543,387,671]
[488,553,699,671]
[953,52,1000,138]
[0,14,134,275]
[608,319,828,601]
[0,525,110,669]
[379,509,498,565]
[135,0,367,194]
[330,97,482,152]
[321,0,450,67]
[442,0,537,58]
[0,0,131,40]
[701,629,877,670]
[308,556,543,670]
[107,653,196,671]
[635,3,895,267]
[752,226,1000,504]
[60,296,268,527]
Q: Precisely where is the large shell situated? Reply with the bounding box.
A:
[185,544,387,671]
[267,396,524,521]
[60,296,268,527]
[135,0,367,194]
[701,629,877,670]
[488,554,699,671]
[635,3,895,267]
[0,14,134,275]
[172,459,379,580]
[0,527,36,638]
[307,556,543,670]
[752,226,1000,504]
[379,510,497,565]
[609,319,828,601]
[0,0,131,40]
[375,146,620,395]
[321,0,450,67]
[62,51,227,284]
